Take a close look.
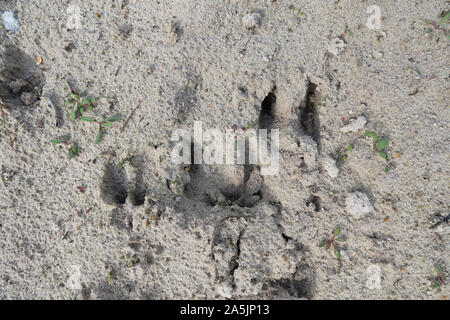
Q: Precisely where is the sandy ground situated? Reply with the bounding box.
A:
[0,0,448,300]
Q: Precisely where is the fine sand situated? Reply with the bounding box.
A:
[0,0,448,299]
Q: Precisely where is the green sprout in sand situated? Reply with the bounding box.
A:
[319,228,345,259]
[50,136,79,160]
[80,114,119,144]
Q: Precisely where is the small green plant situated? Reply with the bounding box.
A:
[64,89,102,121]
[118,153,134,169]
[336,145,353,162]
[441,12,450,24]
[431,265,446,292]
[319,228,345,259]
[343,26,352,39]
[51,136,80,160]
[106,270,115,285]
[384,194,400,212]
[365,130,395,173]
[80,114,119,144]
[365,130,388,159]
[121,254,139,268]
[424,11,450,39]
[288,4,304,18]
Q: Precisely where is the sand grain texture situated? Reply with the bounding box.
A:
[0,0,448,299]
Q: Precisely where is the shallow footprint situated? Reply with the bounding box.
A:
[100,163,127,206]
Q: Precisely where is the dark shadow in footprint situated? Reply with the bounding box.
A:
[110,208,133,231]
[292,261,316,299]
[211,217,245,287]
[128,156,147,206]
[306,195,321,212]
[259,264,315,300]
[258,89,276,130]
[173,73,201,122]
[0,45,44,104]
[100,163,127,206]
[47,91,65,127]
[299,80,320,144]
[237,140,264,208]
[130,178,146,206]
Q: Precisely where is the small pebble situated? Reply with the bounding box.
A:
[321,154,339,179]
[2,11,19,33]
[242,12,261,30]
[346,191,374,219]
[327,38,346,56]
[340,116,367,134]
[216,281,233,298]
